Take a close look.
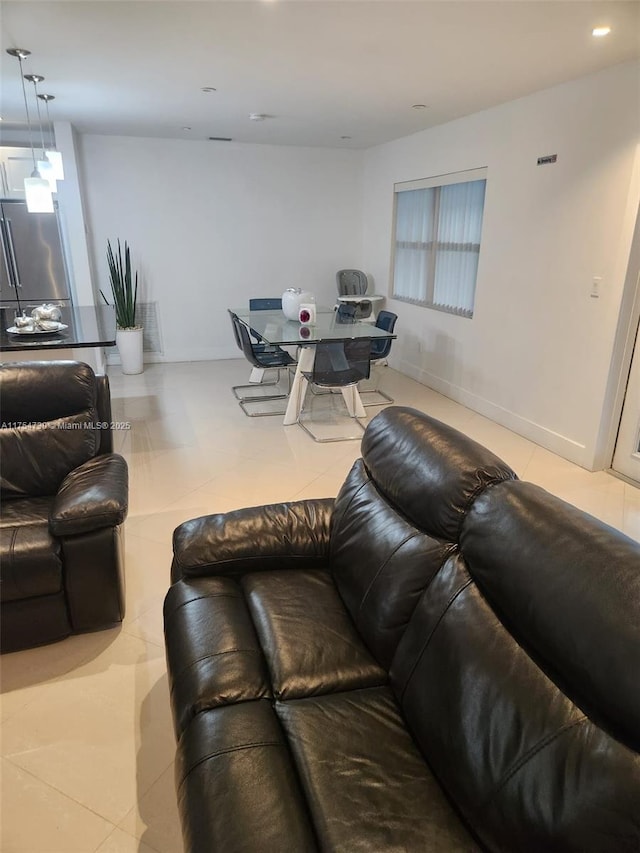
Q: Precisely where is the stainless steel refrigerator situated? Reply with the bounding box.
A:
[0,199,72,315]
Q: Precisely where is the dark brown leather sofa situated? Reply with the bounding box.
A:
[0,361,128,653]
[164,407,640,852]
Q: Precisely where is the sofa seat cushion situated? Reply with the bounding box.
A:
[276,687,481,852]
[0,514,62,603]
[0,496,52,528]
[176,700,319,853]
[164,569,388,737]
[243,569,387,700]
[164,577,273,738]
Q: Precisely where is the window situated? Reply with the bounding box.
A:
[391,168,487,318]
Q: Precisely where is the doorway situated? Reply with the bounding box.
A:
[612,306,640,483]
[611,193,640,485]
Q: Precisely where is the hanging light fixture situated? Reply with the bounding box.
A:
[24,73,57,193]
[37,93,64,181]
[6,48,53,213]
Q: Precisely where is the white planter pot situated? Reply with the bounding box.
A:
[116,327,144,375]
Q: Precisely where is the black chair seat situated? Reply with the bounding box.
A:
[255,348,296,369]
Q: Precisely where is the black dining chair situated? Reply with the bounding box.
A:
[228,311,295,416]
[249,298,282,311]
[308,302,358,398]
[360,310,398,406]
[335,302,357,323]
[246,298,283,346]
[297,338,371,442]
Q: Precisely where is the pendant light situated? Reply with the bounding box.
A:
[6,48,53,213]
[24,73,57,193]
[37,94,64,181]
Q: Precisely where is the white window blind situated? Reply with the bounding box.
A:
[391,168,487,318]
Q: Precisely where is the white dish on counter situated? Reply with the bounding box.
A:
[6,323,68,336]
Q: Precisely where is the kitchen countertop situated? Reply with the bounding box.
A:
[0,305,116,352]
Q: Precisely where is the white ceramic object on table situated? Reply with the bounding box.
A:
[298,303,316,326]
[282,288,314,321]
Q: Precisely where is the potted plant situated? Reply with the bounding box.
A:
[101,239,143,374]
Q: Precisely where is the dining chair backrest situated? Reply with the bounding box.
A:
[335,303,357,323]
[308,339,371,388]
[228,309,243,351]
[336,269,368,296]
[249,298,282,311]
[232,313,293,373]
[370,310,397,361]
[232,314,263,368]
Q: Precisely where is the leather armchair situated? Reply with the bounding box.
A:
[0,361,128,653]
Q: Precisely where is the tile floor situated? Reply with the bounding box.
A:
[1,359,638,852]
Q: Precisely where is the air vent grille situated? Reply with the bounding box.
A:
[137,301,162,353]
[209,136,232,142]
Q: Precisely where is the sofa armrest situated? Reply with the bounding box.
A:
[49,454,128,536]
[171,498,334,581]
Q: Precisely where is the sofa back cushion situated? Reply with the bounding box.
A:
[0,361,99,498]
[329,408,516,670]
[391,479,640,851]
[330,460,449,670]
[360,407,516,541]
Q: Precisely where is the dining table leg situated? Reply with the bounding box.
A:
[283,346,314,425]
[341,384,366,418]
[249,367,266,383]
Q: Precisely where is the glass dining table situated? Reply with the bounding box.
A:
[233,308,396,425]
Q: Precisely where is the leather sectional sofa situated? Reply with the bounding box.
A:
[0,361,128,653]
[164,407,640,852]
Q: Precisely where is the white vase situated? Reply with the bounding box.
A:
[116,327,144,374]
[282,288,314,321]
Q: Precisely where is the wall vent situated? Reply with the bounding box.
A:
[209,136,232,142]
[137,301,162,353]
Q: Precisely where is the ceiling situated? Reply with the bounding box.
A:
[1,1,639,149]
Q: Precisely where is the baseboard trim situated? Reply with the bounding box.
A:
[106,346,238,365]
[397,359,591,468]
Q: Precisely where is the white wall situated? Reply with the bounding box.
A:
[79,136,364,362]
[54,122,107,373]
[362,61,640,469]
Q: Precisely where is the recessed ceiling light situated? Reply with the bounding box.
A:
[201,87,217,93]
[340,135,352,140]
[412,104,428,110]
[592,26,611,37]
[182,126,192,131]
[249,113,267,121]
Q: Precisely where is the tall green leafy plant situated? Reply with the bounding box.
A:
[101,239,139,329]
